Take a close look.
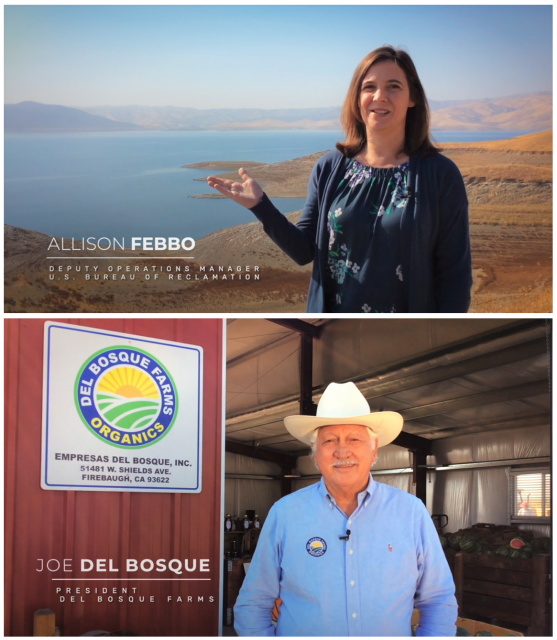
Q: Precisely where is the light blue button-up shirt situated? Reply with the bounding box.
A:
[234,474,457,636]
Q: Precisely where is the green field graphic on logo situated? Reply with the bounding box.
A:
[96,392,161,430]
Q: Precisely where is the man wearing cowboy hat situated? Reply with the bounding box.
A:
[234,382,457,636]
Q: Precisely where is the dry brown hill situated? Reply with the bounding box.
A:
[187,152,323,199]
[439,129,552,153]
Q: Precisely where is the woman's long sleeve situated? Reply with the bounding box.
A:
[248,161,322,266]
[434,163,473,312]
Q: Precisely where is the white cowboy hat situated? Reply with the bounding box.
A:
[284,381,403,447]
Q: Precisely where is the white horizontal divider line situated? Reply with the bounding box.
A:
[46,256,194,260]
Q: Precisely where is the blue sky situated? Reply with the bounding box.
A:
[4,5,553,109]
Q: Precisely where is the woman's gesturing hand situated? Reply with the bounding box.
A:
[207,168,264,209]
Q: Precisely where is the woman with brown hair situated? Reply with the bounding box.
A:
[207,46,472,313]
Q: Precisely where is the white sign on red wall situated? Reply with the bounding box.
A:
[42,322,203,492]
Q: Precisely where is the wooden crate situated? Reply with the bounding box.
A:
[450,552,551,636]
[455,617,523,636]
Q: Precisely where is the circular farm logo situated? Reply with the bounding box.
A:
[75,346,178,449]
[306,537,327,557]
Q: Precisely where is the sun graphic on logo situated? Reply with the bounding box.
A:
[98,367,160,399]
[310,541,324,552]
[94,366,162,431]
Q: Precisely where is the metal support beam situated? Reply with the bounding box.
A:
[392,431,432,454]
[266,318,319,420]
[399,380,549,421]
[428,456,550,471]
[413,451,428,506]
[268,319,323,339]
[225,440,297,469]
[544,319,552,374]
[300,333,317,416]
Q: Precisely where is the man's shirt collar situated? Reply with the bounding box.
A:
[318,473,376,509]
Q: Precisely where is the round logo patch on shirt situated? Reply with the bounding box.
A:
[306,537,327,557]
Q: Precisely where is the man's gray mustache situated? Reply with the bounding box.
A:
[332,460,359,467]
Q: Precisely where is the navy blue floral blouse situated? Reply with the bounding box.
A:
[324,159,411,313]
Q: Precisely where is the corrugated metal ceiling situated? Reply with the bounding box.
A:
[226,319,550,457]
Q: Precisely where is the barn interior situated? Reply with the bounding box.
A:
[223,318,551,635]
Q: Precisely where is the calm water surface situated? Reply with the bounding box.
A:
[4,129,540,241]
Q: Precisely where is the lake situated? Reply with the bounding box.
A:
[4,129,541,242]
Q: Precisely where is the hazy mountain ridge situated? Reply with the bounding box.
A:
[431,92,552,131]
[82,93,551,131]
[4,101,142,132]
[4,92,551,132]
[83,106,344,130]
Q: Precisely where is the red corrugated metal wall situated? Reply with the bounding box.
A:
[4,318,223,637]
